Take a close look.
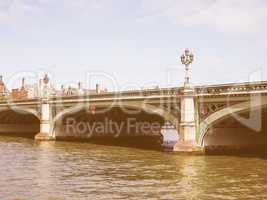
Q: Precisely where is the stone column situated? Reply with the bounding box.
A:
[180,87,196,141]
[35,100,54,141]
[35,74,54,141]
[174,87,202,153]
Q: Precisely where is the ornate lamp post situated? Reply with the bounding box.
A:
[180,49,194,88]
[42,74,50,99]
[174,48,197,151]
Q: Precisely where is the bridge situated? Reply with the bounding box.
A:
[1,50,267,153]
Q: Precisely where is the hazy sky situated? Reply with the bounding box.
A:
[0,0,267,90]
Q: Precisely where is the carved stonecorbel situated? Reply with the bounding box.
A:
[198,102,243,120]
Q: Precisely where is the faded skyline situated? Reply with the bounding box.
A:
[0,0,267,90]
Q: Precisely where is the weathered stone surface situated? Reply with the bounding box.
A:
[35,132,54,141]
[174,141,205,154]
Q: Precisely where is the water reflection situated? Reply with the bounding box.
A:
[177,156,206,199]
[1,136,267,200]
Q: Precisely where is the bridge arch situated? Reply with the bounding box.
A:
[0,107,40,120]
[51,102,179,147]
[199,96,267,147]
[0,107,40,138]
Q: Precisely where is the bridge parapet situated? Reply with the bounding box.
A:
[48,81,267,100]
[49,87,182,100]
[195,81,267,96]
[2,81,267,103]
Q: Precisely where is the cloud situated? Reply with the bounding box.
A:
[1,0,267,37]
[0,0,43,26]
[0,0,108,26]
[139,0,267,36]
[0,0,134,31]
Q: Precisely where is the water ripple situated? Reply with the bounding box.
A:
[1,136,267,200]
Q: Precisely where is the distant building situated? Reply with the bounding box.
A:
[9,78,38,100]
[57,83,106,97]
[0,75,7,97]
[24,83,39,99]
[10,88,28,100]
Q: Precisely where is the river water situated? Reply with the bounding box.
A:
[1,136,267,200]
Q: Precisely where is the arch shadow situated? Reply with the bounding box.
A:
[51,102,179,149]
[199,97,267,147]
[0,107,40,138]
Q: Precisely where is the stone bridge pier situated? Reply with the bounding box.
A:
[35,100,54,141]
[34,74,55,141]
[174,87,200,152]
